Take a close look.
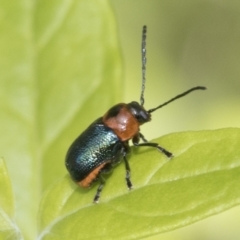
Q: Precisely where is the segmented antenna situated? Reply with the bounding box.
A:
[140,25,147,106]
[148,86,207,113]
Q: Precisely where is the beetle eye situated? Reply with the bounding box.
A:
[138,110,150,121]
[128,101,151,123]
[135,109,151,123]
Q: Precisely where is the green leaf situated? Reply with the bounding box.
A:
[0,1,121,239]
[37,128,240,240]
[0,158,22,239]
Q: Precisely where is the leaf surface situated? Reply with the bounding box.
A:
[0,158,21,240]
[0,1,121,238]
[38,128,240,240]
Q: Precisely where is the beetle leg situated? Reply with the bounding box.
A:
[123,151,132,189]
[93,163,113,203]
[133,132,173,158]
[93,174,105,203]
[139,132,148,142]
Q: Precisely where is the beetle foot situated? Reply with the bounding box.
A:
[126,179,133,189]
[93,194,100,203]
[157,146,173,158]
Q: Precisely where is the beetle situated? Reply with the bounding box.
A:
[65,26,206,203]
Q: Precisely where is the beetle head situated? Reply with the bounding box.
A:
[127,101,151,124]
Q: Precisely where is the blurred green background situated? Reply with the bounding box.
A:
[111,0,240,239]
[1,0,240,239]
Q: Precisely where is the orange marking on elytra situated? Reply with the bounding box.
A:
[78,162,108,188]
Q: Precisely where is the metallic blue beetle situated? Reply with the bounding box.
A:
[65,26,206,203]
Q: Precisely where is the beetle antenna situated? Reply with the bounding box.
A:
[148,86,207,113]
[140,25,147,106]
